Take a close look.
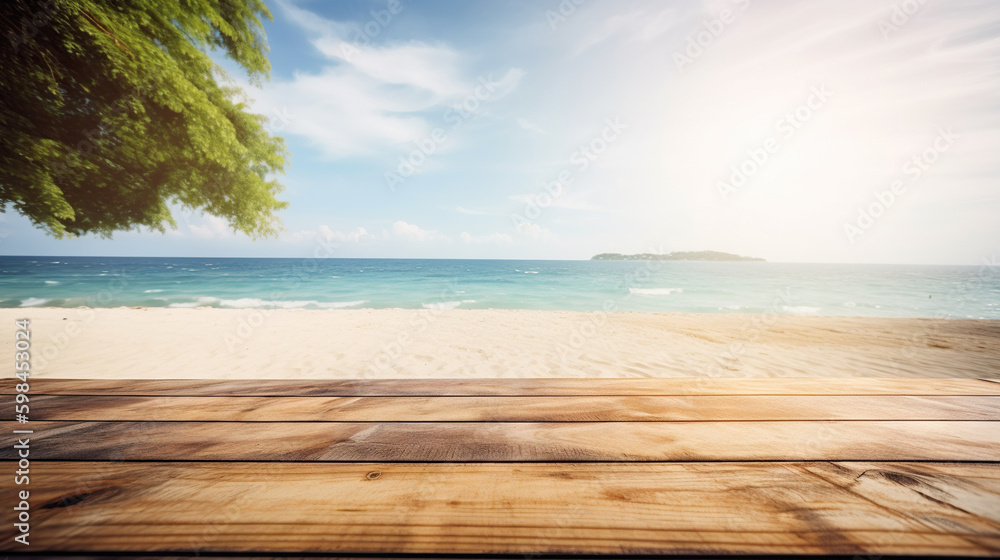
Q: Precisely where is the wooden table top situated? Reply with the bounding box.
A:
[2,377,999,556]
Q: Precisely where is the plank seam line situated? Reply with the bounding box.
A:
[0,552,967,560]
[13,459,1000,464]
[12,419,1000,424]
[10,392,1000,397]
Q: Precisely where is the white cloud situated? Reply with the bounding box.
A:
[283,224,382,246]
[514,223,557,242]
[460,231,513,244]
[241,67,433,159]
[390,220,449,242]
[508,193,604,212]
[187,215,235,239]
[517,118,545,134]
[291,221,449,246]
[241,1,524,159]
[319,41,468,97]
[280,229,315,244]
[318,225,382,245]
[278,0,467,97]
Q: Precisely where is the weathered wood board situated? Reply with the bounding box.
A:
[2,378,998,557]
[1,461,998,555]
[3,420,998,462]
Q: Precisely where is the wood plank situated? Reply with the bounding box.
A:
[2,461,998,555]
[4,420,998,461]
[7,394,1000,422]
[4,377,998,396]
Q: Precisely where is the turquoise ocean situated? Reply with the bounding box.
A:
[1,256,998,318]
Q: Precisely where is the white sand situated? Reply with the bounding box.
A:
[4,308,999,379]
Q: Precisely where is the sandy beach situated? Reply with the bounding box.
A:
[5,308,999,379]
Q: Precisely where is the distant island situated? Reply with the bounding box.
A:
[591,251,765,262]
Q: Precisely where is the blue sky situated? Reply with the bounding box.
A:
[3,0,999,263]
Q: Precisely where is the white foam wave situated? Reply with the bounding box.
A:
[630,288,683,295]
[216,298,366,309]
[168,297,220,308]
[144,289,164,293]
[44,280,59,285]
[20,298,50,307]
[422,300,474,310]
[782,306,821,314]
[317,301,366,308]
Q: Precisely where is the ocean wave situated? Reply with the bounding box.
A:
[423,301,460,310]
[44,280,59,285]
[168,297,220,308]
[782,305,821,314]
[317,301,367,308]
[20,298,50,307]
[422,299,476,310]
[630,288,683,295]
[218,298,291,309]
[843,302,884,310]
[144,289,164,293]
[216,298,366,309]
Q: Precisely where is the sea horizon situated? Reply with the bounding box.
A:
[1,254,996,266]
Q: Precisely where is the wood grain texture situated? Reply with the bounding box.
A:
[4,377,998,555]
[5,377,999,396]
[2,461,998,555]
[4,420,998,461]
[7,394,1000,422]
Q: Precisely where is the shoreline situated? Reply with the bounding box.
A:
[10,304,998,319]
[4,308,999,380]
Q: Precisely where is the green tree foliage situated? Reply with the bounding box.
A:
[0,0,288,238]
